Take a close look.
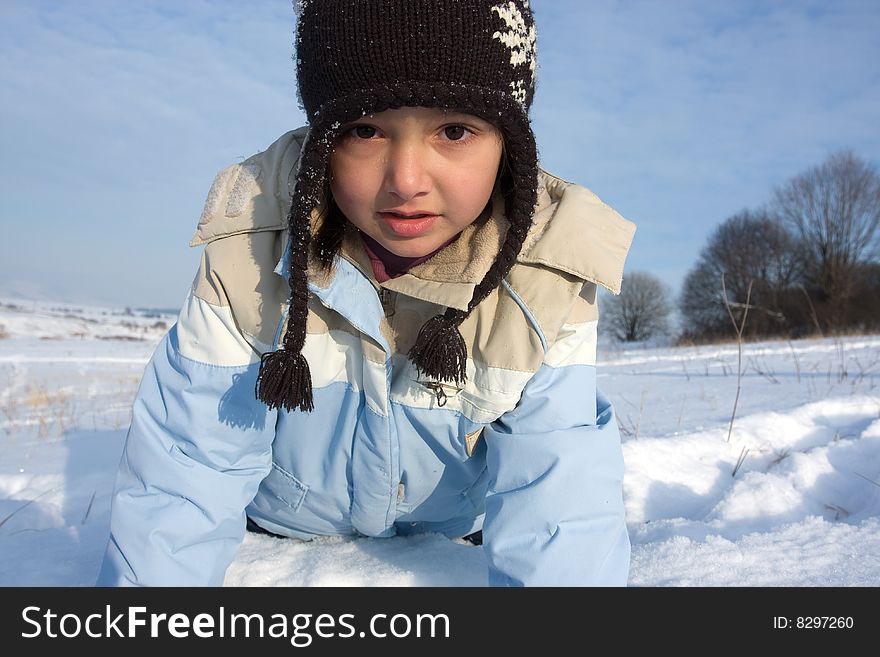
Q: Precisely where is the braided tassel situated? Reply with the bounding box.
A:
[255,349,314,412]
[254,124,330,413]
[407,313,468,385]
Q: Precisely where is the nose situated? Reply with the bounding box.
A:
[383,140,432,202]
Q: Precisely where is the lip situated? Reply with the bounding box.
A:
[378,212,440,237]
[379,209,436,217]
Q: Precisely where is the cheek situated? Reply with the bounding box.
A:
[452,148,502,210]
[330,159,371,212]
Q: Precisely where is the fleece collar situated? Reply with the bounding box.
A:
[327,188,509,312]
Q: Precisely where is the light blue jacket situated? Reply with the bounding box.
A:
[97,129,636,587]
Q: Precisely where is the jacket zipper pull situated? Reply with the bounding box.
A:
[419,380,453,407]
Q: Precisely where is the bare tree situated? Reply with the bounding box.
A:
[772,150,880,330]
[679,210,801,339]
[604,271,672,342]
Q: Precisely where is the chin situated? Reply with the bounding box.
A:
[382,238,440,258]
[388,244,431,258]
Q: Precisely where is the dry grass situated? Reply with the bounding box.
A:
[2,373,142,440]
[0,392,19,436]
[0,384,78,440]
[722,275,753,443]
[676,327,879,348]
[24,384,76,439]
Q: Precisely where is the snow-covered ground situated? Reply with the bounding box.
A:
[1,298,878,586]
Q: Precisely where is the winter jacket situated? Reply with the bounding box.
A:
[97,127,637,587]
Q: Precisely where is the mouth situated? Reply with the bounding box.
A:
[378,211,440,237]
[379,210,437,218]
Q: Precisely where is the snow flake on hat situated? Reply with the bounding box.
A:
[491,1,537,105]
[292,0,310,18]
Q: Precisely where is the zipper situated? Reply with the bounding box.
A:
[378,287,396,318]
[416,380,462,407]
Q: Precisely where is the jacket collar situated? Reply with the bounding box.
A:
[518,171,636,295]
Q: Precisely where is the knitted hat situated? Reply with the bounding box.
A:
[257,0,540,412]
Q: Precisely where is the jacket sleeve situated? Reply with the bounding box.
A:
[96,289,279,587]
[97,132,302,586]
[481,306,630,587]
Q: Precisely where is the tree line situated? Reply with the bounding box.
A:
[603,150,880,343]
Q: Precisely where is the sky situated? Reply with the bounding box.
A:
[1,0,879,309]
[1,300,878,587]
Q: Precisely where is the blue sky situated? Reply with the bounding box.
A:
[1,0,878,309]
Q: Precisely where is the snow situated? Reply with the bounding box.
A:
[1,298,878,586]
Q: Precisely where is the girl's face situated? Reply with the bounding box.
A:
[329,106,503,258]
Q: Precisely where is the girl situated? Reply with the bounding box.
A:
[98,0,636,587]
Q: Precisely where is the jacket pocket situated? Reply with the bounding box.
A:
[261,462,309,512]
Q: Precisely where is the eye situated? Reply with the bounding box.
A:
[353,125,378,139]
[442,125,468,141]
